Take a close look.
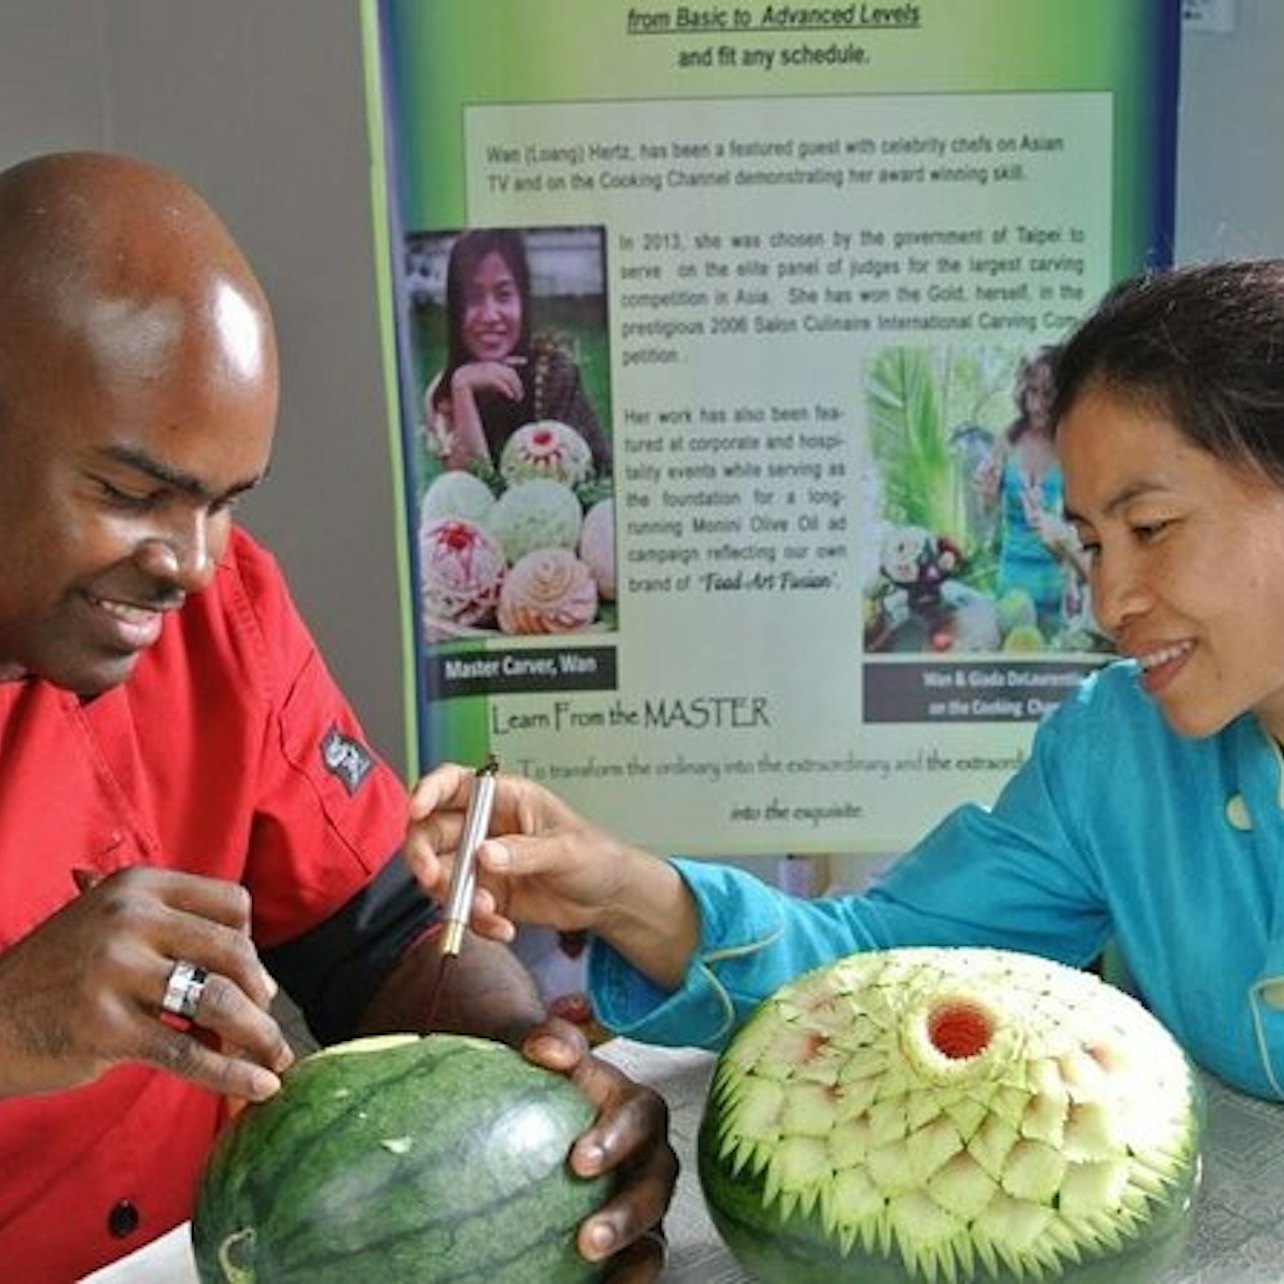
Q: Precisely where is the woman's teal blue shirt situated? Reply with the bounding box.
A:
[589,661,1284,1099]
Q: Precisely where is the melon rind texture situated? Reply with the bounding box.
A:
[193,1033,609,1283]
[699,947,1201,1283]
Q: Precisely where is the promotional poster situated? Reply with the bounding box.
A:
[364,0,1179,855]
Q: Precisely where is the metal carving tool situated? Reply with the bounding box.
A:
[425,756,499,1028]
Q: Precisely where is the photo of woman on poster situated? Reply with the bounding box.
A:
[861,343,1108,661]
[423,226,612,475]
[407,225,616,642]
[975,344,1090,636]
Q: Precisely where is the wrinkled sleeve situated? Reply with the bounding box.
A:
[589,695,1111,1050]
[588,860,891,1048]
[225,536,438,1037]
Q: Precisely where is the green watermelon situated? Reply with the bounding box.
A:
[192,1033,611,1283]
[698,948,1202,1283]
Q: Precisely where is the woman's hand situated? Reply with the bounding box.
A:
[450,359,524,405]
[406,763,698,991]
[973,444,1003,505]
[434,360,526,469]
[521,1018,676,1281]
[0,867,292,1102]
[407,763,631,939]
[1022,488,1076,554]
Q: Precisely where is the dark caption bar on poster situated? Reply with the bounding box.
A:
[429,645,618,699]
[864,660,1104,724]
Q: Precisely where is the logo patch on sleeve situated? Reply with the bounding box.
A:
[320,726,375,795]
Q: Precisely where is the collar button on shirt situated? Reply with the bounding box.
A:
[107,1199,140,1239]
[1225,793,1252,831]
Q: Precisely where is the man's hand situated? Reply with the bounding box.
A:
[522,1018,676,1282]
[356,930,677,1280]
[0,866,292,1101]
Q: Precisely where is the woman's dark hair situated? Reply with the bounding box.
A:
[431,228,534,437]
[1052,259,1284,485]
[1007,343,1060,445]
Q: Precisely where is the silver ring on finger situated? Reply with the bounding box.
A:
[161,959,208,1022]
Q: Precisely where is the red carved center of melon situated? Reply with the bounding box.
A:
[439,521,474,551]
[926,1001,993,1059]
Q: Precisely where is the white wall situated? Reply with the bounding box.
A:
[0,0,1280,786]
[0,0,408,770]
[1177,2,1284,259]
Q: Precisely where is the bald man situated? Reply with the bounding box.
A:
[0,152,673,1280]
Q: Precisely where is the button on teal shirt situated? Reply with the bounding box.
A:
[589,662,1284,1099]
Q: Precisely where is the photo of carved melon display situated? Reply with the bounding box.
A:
[699,947,1202,1283]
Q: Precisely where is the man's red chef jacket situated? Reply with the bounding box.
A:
[0,527,410,1279]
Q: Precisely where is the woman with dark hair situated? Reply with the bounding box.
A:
[424,227,611,474]
[410,260,1284,1103]
[976,343,1087,633]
